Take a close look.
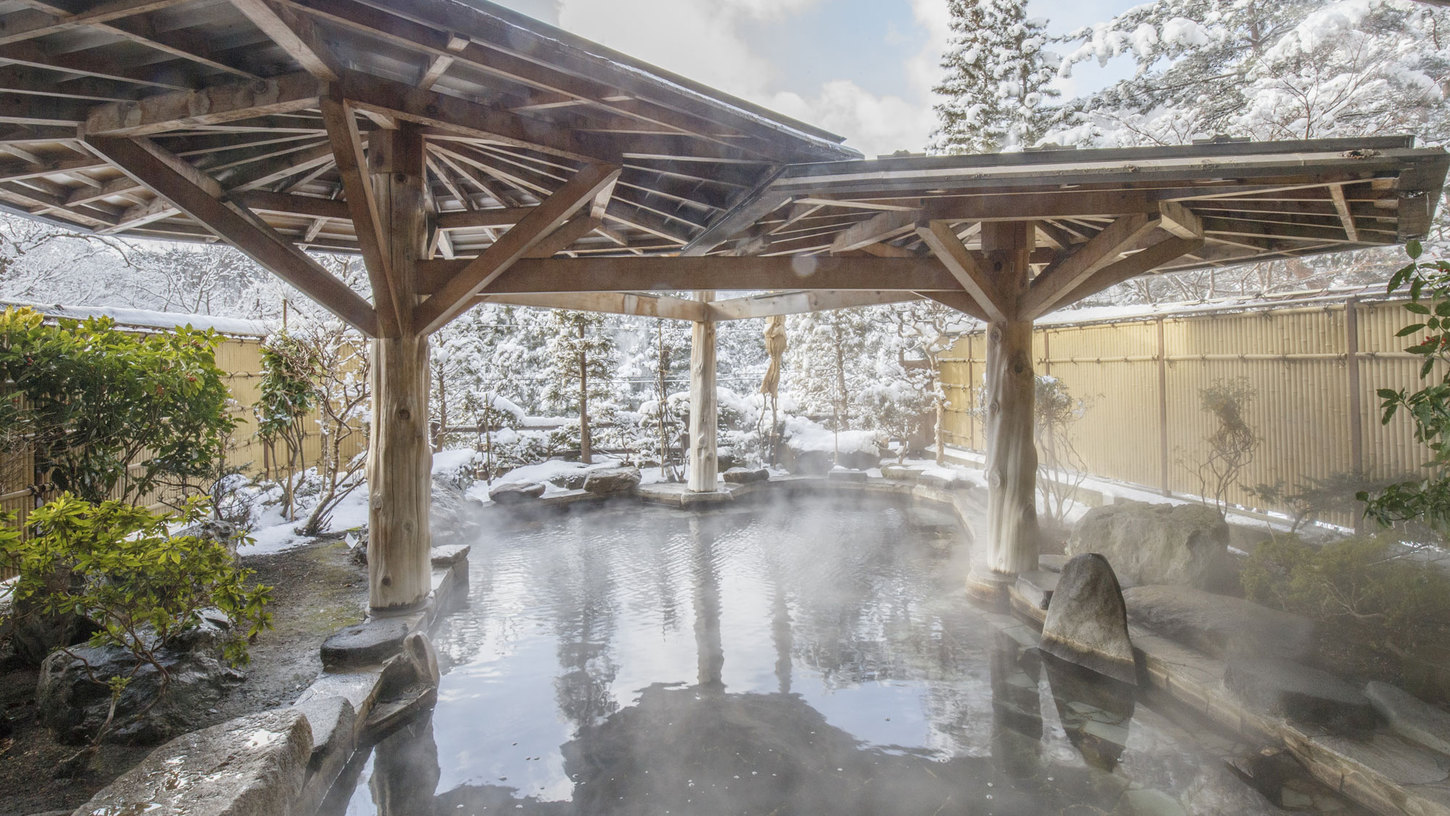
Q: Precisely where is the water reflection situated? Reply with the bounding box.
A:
[326,496,1277,816]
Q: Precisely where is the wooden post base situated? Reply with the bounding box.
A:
[687,305,718,493]
[985,318,1040,576]
[367,334,433,613]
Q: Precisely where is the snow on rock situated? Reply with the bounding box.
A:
[782,415,879,456]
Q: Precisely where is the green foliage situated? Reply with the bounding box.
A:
[255,331,320,518]
[0,306,235,505]
[2,495,271,746]
[1362,243,1450,533]
[5,495,272,664]
[1242,533,1450,652]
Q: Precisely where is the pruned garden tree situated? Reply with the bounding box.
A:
[254,331,318,519]
[544,309,621,464]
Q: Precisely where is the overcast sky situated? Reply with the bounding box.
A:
[489,0,1141,156]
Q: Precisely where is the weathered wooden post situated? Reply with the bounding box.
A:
[983,222,1039,578]
[688,292,718,492]
[364,125,433,613]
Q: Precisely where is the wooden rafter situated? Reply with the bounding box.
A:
[82,135,377,335]
[227,0,341,81]
[84,72,321,137]
[416,162,621,334]
[915,219,1008,322]
[1019,213,1163,319]
[477,292,708,322]
[710,289,920,320]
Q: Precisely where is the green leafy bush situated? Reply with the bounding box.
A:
[0,306,235,504]
[2,495,272,745]
[1242,533,1450,653]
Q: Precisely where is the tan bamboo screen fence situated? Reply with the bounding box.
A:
[1,319,365,576]
[938,292,1434,528]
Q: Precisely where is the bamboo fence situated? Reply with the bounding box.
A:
[939,295,1435,528]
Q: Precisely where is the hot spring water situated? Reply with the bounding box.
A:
[321,494,1329,815]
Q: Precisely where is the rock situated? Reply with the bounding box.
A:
[1364,681,1450,756]
[430,544,471,568]
[178,518,244,561]
[71,708,311,816]
[838,449,880,470]
[291,693,356,771]
[788,449,833,476]
[717,453,743,471]
[722,467,769,484]
[488,481,545,503]
[431,475,483,544]
[1122,585,1316,660]
[1042,652,1136,772]
[1224,658,1378,738]
[827,468,867,482]
[36,613,243,745]
[917,472,970,492]
[366,632,440,737]
[1039,553,1137,685]
[1015,571,1060,611]
[550,471,589,490]
[1039,554,1067,572]
[1067,501,1231,589]
[880,465,923,481]
[583,466,641,496]
[320,618,411,670]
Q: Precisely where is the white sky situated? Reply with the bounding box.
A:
[489,0,1141,156]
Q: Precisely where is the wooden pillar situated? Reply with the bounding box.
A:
[982,222,1039,577]
[366,125,432,613]
[688,292,718,492]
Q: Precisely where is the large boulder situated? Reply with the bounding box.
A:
[1224,657,1378,738]
[36,610,243,745]
[72,708,311,816]
[583,466,641,497]
[488,481,545,503]
[1067,500,1231,589]
[1039,553,1137,685]
[1122,585,1316,660]
[430,475,483,545]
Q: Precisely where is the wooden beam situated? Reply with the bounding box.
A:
[477,291,708,321]
[415,163,621,334]
[321,92,400,336]
[337,70,606,164]
[1019,213,1162,319]
[688,293,718,491]
[915,219,1007,322]
[922,190,1160,221]
[82,135,377,336]
[1068,234,1207,305]
[830,209,919,253]
[1157,200,1203,239]
[232,189,349,219]
[84,72,320,137]
[710,289,920,320]
[434,206,534,230]
[0,1,188,47]
[420,255,963,295]
[1330,183,1360,242]
[921,290,988,322]
[523,213,599,258]
[227,0,340,81]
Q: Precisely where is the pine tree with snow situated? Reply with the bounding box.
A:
[544,310,621,463]
[930,0,1061,154]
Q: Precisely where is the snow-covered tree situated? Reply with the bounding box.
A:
[930,0,1061,153]
[1055,0,1449,148]
[544,310,622,463]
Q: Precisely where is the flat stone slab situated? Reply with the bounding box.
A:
[1225,658,1378,738]
[1122,585,1316,660]
[320,618,411,670]
[488,481,545,503]
[1040,553,1137,685]
[583,466,641,496]
[430,544,471,568]
[72,708,310,816]
[1015,570,1059,611]
[880,465,922,481]
[827,468,868,482]
[1365,681,1450,757]
[722,467,769,484]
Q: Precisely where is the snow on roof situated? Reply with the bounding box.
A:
[2,301,267,337]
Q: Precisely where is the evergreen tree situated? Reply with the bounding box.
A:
[544,310,620,463]
[931,0,1060,154]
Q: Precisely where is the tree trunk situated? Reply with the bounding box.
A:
[578,321,591,464]
[985,318,1039,575]
[688,307,717,492]
[367,334,432,611]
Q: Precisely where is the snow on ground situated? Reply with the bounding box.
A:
[237,481,371,557]
[782,415,879,456]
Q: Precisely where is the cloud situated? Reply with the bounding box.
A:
[555,0,952,156]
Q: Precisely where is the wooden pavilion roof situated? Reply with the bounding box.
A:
[0,0,1442,330]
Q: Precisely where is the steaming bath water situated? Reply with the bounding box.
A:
[321,494,1319,815]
